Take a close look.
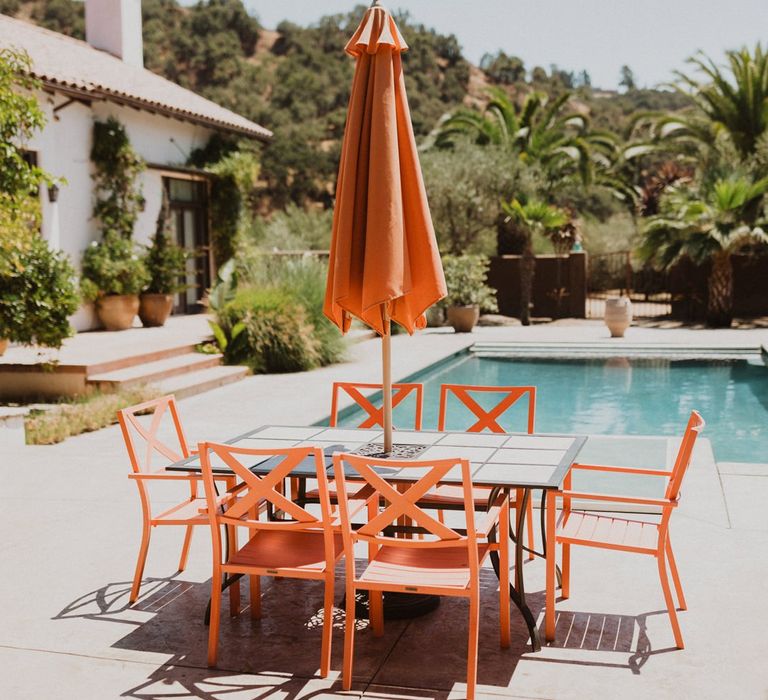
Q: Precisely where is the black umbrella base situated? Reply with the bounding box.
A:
[347,590,441,620]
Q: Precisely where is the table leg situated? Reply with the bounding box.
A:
[488,487,541,652]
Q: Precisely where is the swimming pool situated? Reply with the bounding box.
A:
[338,351,768,463]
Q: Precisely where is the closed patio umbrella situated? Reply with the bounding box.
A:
[324,1,446,453]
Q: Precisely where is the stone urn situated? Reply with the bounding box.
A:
[447,305,480,333]
[139,293,174,327]
[0,338,7,356]
[96,294,139,331]
[604,296,633,338]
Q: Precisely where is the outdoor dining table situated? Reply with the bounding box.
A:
[167,424,587,652]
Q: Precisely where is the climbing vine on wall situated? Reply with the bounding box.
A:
[90,117,145,238]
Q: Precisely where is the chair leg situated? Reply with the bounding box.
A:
[208,567,223,667]
[665,537,687,611]
[319,574,334,678]
[499,511,511,649]
[544,491,557,642]
[342,582,356,691]
[369,590,384,637]
[178,525,194,572]
[130,521,152,604]
[249,575,261,619]
[227,525,240,616]
[466,585,480,700]
[525,497,535,561]
[657,551,684,649]
[561,543,571,599]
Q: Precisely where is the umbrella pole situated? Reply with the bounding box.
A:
[381,304,393,454]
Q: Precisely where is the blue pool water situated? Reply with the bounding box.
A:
[340,354,768,463]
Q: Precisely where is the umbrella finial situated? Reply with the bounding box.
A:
[370,0,382,6]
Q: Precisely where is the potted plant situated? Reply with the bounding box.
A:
[81,232,149,331]
[442,255,498,333]
[139,208,187,326]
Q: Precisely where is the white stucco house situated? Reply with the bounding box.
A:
[0,0,271,330]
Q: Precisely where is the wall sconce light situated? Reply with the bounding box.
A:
[48,183,60,203]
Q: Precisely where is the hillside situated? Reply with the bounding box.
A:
[2,0,690,212]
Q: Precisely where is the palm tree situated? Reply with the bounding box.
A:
[501,198,569,325]
[641,175,768,327]
[630,45,768,164]
[436,87,617,188]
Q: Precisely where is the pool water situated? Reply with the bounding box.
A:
[340,354,768,463]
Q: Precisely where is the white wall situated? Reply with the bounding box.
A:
[28,90,216,330]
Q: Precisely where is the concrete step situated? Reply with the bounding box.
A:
[84,343,204,376]
[156,364,249,400]
[87,352,223,391]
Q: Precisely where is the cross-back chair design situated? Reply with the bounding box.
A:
[423,384,537,560]
[333,453,510,700]
[545,410,705,649]
[330,381,424,429]
[199,443,343,675]
[118,395,231,604]
[303,382,425,505]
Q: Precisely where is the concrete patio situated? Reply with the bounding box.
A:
[2,321,768,698]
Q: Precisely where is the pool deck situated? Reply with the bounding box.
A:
[2,320,768,698]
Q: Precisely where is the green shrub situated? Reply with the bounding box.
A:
[0,216,79,348]
[143,196,187,294]
[219,287,321,373]
[442,254,498,311]
[81,232,149,300]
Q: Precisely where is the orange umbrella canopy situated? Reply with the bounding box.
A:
[324,3,446,336]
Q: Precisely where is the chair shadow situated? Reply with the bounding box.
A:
[536,604,680,675]
[51,566,677,698]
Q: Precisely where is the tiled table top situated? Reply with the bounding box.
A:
[168,425,587,490]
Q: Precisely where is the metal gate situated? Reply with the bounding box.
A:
[587,252,671,319]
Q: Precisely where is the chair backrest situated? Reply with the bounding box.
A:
[438,384,536,434]
[198,443,334,533]
[118,394,190,474]
[664,411,705,501]
[333,453,478,555]
[330,381,424,430]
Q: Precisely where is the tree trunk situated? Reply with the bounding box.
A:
[706,252,733,328]
[520,240,535,326]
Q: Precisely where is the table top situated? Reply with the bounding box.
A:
[167,425,587,490]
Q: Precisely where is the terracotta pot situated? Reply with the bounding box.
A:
[447,305,480,333]
[426,305,446,327]
[139,293,174,327]
[604,296,633,337]
[96,294,139,331]
[0,338,7,356]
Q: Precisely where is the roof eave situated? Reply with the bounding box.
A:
[41,78,273,142]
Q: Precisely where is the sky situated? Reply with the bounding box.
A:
[246,0,768,89]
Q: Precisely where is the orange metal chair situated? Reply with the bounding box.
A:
[545,411,705,649]
[330,381,424,429]
[422,384,537,560]
[199,443,343,674]
[333,453,511,699]
[118,394,232,604]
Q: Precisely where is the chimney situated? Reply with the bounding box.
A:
[85,0,144,68]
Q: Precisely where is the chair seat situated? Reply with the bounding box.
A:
[152,498,210,525]
[226,530,343,573]
[417,484,496,508]
[359,543,491,590]
[558,512,659,552]
[304,479,366,502]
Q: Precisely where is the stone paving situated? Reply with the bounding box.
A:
[2,321,768,699]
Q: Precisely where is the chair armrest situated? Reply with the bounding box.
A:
[475,492,509,537]
[570,463,672,477]
[332,484,377,527]
[197,482,250,513]
[129,471,197,481]
[188,445,199,455]
[554,490,677,508]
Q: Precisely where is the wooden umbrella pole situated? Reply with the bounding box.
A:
[381,303,393,454]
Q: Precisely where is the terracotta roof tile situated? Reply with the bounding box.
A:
[0,14,271,140]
